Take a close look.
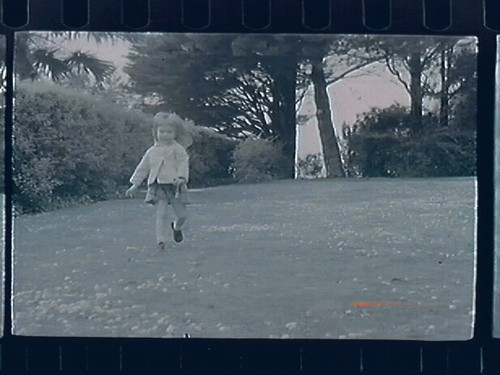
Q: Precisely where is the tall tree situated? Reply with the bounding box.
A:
[126,34,301,177]
[369,36,475,131]
[126,34,384,178]
[370,37,444,129]
[343,37,477,178]
[14,32,130,87]
[298,35,383,177]
[310,56,343,177]
[439,47,451,128]
[431,39,477,129]
[221,34,380,178]
[232,35,300,177]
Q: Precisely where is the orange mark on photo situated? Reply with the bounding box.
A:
[352,301,418,307]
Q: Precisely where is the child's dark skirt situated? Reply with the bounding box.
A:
[145,183,189,205]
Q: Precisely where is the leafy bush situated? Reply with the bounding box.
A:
[232,138,287,183]
[188,127,238,188]
[344,105,476,178]
[297,153,325,179]
[14,81,238,213]
[14,81,151,213]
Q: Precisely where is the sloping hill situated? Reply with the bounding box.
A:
[13,178,476,340]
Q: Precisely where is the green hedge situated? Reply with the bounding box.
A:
[14,81,238,213]
[344,105,476,178]
[189,126,238,188]
[231,138,287,183]
[14,81,152,213]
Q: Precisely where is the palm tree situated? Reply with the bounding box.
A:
[15,32,136,87]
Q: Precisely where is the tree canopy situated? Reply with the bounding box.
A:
[125,33,386,177]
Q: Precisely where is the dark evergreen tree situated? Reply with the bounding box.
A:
[126,34,381,178]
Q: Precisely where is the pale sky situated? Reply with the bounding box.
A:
[297,65,410,158]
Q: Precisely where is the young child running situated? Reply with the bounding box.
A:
[126,112,193,250]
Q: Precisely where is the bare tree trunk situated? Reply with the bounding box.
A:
[311,58,344,177]
[268,58,298,179]
[409,52,423,129]
[439,48,450,127]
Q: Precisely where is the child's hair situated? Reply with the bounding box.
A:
[152,112,182,141]
[151,111,194,148]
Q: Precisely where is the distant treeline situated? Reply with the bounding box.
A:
[14,79,476,213]
[13,82,239,213]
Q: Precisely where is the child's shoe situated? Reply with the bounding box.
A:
[171,222,183,243]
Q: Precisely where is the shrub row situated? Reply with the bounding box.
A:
[14,82,246,213]
[344,105,476,178]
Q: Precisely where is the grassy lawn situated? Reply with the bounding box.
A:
[13,177,476,340]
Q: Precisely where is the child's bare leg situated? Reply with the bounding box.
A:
[171,200,187,230]
[156,199,169,243]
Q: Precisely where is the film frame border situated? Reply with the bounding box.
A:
[0,0,498,374]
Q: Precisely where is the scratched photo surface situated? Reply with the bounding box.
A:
[12,32,477,339]
[0,35,5,337]
[494,36,500,338]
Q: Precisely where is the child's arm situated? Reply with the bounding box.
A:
[127,150,150,196]
[175,146,190,186]
[125,185,139,198]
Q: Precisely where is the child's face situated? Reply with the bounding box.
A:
[157,125,176,143]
